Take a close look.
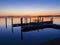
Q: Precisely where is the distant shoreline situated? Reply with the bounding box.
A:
[0,15,60,18]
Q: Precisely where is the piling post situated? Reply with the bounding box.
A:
[11,17,13,32]
[5,17,7,28]
[21,17,23,40]
[21,17,23,26]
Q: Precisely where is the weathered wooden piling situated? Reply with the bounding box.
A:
[5,17,7,28]
[11,17,13,32]
[21,17,23,40]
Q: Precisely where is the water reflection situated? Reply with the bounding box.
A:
[0,17,60,45]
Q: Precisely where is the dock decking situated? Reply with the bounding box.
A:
[10,16,60,32]
[13,21,53,27]
[12,20,60,32]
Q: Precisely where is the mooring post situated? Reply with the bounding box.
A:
[21,17,23,40]
[11,17,13,32]
[21,17,23,26]
[5,17,7,28]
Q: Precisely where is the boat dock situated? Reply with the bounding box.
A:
[2,16,60,32]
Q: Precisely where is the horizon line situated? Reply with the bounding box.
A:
[0,15,60,18]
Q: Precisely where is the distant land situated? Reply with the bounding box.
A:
[0,15,60,18]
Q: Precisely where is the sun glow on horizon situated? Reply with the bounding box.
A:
[0,0,60,16]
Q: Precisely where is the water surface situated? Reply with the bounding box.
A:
[0,17,60,45]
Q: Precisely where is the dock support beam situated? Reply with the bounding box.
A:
[21,18,23,40]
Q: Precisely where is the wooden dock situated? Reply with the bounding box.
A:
[2,16,60,32]
[11,16,60,32]
[12,20,60,32]
[13,21,53,27]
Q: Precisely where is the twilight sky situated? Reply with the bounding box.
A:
[0,0,60,16]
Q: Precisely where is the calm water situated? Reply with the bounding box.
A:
[0,17,60,45]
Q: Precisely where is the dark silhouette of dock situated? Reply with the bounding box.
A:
[13,21,53,27]
[21,24,60,32]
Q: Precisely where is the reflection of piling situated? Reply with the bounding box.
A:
[12,17,13,32]
[21,18,23,40]
[37,17,39,23]
[25,18,28,23]
[39,17,41,22]
[51,17,53,24]
[30,17,31,23]
[42,17,43,22]
[5,17,7,28]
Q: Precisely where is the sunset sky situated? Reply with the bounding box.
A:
[0,0,60,16]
